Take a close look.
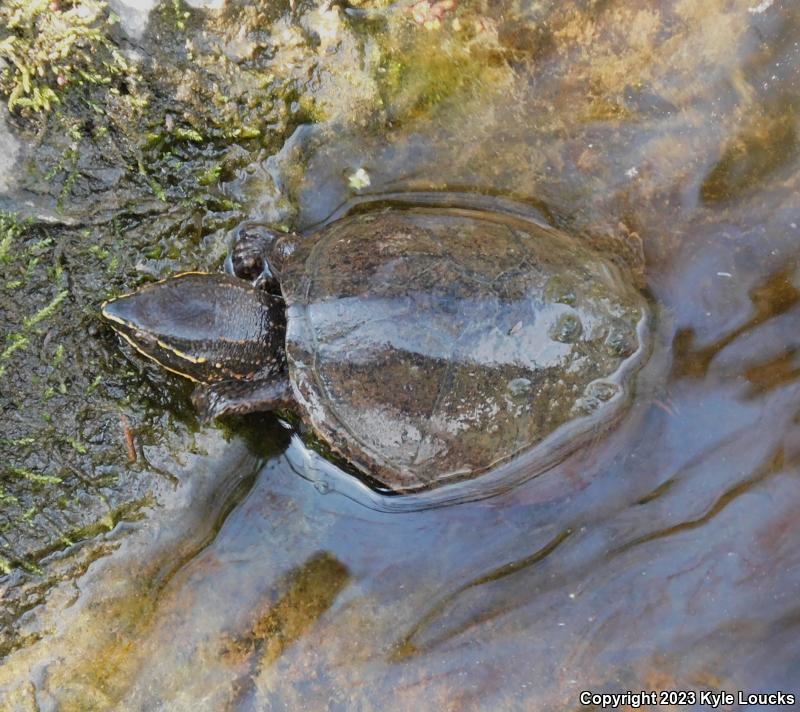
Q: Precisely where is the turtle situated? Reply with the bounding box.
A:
[101,207,651,492]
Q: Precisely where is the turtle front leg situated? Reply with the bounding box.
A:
[228,223,283,293]
[192,375,297,421]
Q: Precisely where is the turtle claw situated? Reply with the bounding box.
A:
[229,223,282,294]
[191,384,228,422]
[253,271,284,296]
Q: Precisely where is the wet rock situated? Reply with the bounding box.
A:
[701,103,798,204]
[108,0,158,39]
[0,109,21,195]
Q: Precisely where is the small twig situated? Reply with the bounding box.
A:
[120,414,137,463]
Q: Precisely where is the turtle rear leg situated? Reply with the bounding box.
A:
[192,375,296,421]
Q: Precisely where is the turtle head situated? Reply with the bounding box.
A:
[102,272,286,384]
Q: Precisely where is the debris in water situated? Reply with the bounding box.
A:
[348,167,371,190]
[409,0,457,30]
[748,0,774,13]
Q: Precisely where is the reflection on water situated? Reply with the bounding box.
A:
[3,0,800,708]
[672,268,800,379]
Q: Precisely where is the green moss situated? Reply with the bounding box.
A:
[23,289,68,329]
[148,178,168,202]
[0,211,31,264]
[86,374,102,393]
[0,333,29,376]
[297,93,327,123]
[173,126,204,142]
[89,244,109,259]
[52,344,65,367]
[169,0,191,31]
[65,437,88,455]
[0,0,132,113]
[8,467,63,485]
[1,285,69,378]
[0,489,20,505]
[197,163,222,186]
[373,19,507,122]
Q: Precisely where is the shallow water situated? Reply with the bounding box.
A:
[2,0,800,709]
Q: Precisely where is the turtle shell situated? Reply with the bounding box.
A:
[279,208,650,492]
